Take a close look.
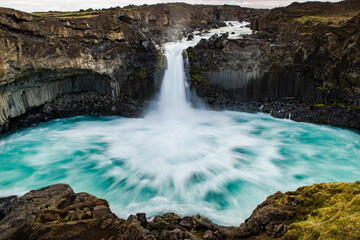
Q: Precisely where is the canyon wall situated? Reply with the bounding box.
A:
[186,0,360,129]
[1,1,359,131]
[0,4,265,133]
[0,8,165,132]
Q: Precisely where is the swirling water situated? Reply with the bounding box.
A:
[1,22,360,226]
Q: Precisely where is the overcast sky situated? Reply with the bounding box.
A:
[0,0,341,13]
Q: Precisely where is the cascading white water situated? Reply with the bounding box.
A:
[156,42,191,115]
[150,38,204,118]
[153,21,253,117]
[1,22,360,226]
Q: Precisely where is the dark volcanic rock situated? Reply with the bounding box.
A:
[0,4,266,133]
[237,191,293,238]
[0,7,165,133]
[187,34,194,41]
[0,185,239,240]
[0,184,132,240]
[186,0,360,129]
[2,182,360,239]
[136,212,148,227]
[114,3,266,44]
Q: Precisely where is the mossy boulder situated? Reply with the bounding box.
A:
[238,181,360,239]
[284,182,360,240]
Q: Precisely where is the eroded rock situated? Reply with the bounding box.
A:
[0,4,266,133]
[186,0,360,129]
[2,182,360,239]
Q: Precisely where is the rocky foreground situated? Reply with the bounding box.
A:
[1,182,359,240]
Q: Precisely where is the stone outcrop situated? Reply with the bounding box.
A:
[0,184,130,240]
[0,7,165,133]
[0,184,243,240]
[0,4,266,133]
[238,181,360,239]
[1,182,360,239]
[186,0,360,129]
[114,4,266,43]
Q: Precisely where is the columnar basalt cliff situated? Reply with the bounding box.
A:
[0,4,265,133]
[1,182,360,239]
[0,8,165,133]
[186,0,360,129]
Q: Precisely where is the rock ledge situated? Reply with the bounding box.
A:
[1,182,360,239]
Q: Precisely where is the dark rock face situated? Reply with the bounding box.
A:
[237,191,293,238]
[1,1,358,131]
[0,184,242,240]
[0,4,266,133]
[115,4,267,44]
[186,0,360,129]
[0,184,131,240]
[0,7,165,133]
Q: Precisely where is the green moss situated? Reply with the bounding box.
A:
[36,215,42,223]
[191,73,202,82]
[271,197,284,207]
[314,103,326,107]
[283,182,360,240]
[193,230,206,239]
[156,51,165,70]
[337,103,346,108]
[32,10,102,19]
[189,68,202,82]
[63,215,70,222]
[293,16,321,26]
[140,70,148,78]
[329,102,346,108]
[190,215,208,238]
[299,32,313,36]
[156,212,181,223]
[186,48,195,60]
[292,15,355,27]
[314,102,359,109]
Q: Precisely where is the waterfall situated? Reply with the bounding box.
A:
[154,42,193,117]
[152,21,253,118]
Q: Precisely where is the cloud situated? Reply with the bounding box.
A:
[0,0,341,13]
